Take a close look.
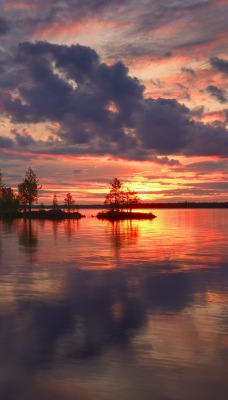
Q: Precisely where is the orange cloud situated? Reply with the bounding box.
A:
[202,111,226,124]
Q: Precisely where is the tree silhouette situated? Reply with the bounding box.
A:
[0,170,3,188]
[104,178,141,213]
[64,192,75,212]
[18,167,41,212]
[38,201,45,211]
[124,188,141,212]
[104,178,125,212]
[0,187,21,218]
[52,193,59,210]
[0,170,21,217]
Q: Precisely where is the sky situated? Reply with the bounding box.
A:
[0,0,228,204]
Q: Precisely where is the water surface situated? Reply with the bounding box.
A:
[0,209,228,400]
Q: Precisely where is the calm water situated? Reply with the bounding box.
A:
[0,209,228,400]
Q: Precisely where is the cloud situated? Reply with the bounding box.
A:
[179,159,228,175]
[0,17,9,35]
[181,67,195,76]
[184,181,228,190]
[189,106,204,119]
[225,109,228,123]
[206,85,228,104]
[176,83,191,100]
[11,128,36,146]
[1,41,228,161]
[210,56,228,75]
[2,0,227,63]
[0,135,13,148]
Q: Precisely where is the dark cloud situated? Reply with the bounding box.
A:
[146,184,228,198]
[181,67,195,76]
[179,159,228,175]
[11,128,35,146]
[1,41,228,160]
[0,17,9,35]
[184,181,228,190]
[163,51,173,58]
[206,85,228,104]
[225,109,228,123]
[189,106,204,118]
[210,56,228,75]
[0,135,13,149]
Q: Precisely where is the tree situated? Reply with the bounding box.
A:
[0,169,3,188]
[18,167,41,212]
[104,178,125,212]
[0,188,20,218]
[104,178,141,213]
[0,170,21,218]
[124,188,141,212]
[38,201,45,211]
[52,193,58,210]
[64,192,75,212]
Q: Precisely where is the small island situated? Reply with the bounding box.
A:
[97,210,156,220]
[21,209,85,220]
[96,178,156,221]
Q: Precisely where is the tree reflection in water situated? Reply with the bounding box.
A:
[107,220,139,250]
[52,220,60,239]
[64,219,80,240]
[18,219,38,252]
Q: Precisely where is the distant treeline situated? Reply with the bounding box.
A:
[32,202,228,210]
[139,202,228,209]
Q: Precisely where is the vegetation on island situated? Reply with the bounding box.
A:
[18,167,41,212]
[0,168,84,220]
[0,171,21,218]
[97,178,156,220]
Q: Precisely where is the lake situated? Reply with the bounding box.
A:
[0,209,228,400]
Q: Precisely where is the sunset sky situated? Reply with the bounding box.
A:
[0,0,228,204]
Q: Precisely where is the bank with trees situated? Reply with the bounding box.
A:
[0,168,84,220]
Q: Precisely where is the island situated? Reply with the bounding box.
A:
[96,178,157,221]
[97,210,156,221]
[21,209,85,220]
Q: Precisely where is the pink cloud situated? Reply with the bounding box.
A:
[34,18,124,38]
[3,1,37,11]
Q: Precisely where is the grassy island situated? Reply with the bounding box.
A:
[20,209,85,220]
[97,210,156,221]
